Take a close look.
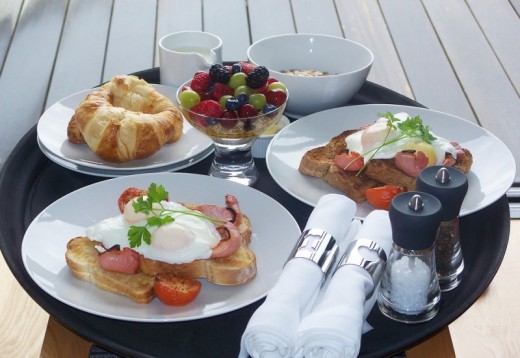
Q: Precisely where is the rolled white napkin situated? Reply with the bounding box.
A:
[295,210,392,358]
[239,194,356,358]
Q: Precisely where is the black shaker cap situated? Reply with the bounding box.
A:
[389,191,443,250]
[416,166,468,221]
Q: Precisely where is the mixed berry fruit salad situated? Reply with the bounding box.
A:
[177,62,288,141]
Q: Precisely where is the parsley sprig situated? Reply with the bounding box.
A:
[346,112,437,175]
[127,183,224,248]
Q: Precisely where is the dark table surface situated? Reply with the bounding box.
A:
[0,69,510,358]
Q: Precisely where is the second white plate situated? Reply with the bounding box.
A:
[266,104,516,217]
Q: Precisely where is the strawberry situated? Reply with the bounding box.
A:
[190,71,212,94]
[239,61,256,74]
[266,89,287,107]
[211,82,234,100]
[191,100,223,118]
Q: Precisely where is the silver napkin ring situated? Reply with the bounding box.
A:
[288,228,339,275]
[336,238,387,295]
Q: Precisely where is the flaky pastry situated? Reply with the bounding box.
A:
[67,75,183,162]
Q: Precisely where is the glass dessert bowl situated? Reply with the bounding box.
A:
[176,63,288,186]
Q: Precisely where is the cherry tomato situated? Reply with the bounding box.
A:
[365,185,406,210]
[154,273,202,306]
[117,187,148,213]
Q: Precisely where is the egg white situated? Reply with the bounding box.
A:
[345,112,457,165]
[86,199,221,264]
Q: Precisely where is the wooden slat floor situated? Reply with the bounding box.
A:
[1,0,519,357]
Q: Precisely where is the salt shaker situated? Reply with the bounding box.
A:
[416,166,468,291]
[378,192,442,324]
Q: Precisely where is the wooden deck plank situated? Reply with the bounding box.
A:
[379,0,477,124]
[103,0,156,81]
[422,0,520,181]
[335,0,412,98]
[0,0,23,72]
[203,0,250,62]
[0,0,68,168]
[291,0,343,36]
[154,0,203,67]
[247,0,295,42]
[466,0,520,94]
[45,0,112,107]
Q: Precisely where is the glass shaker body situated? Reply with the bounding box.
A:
[378,242,441,324]
[416,166,468,292]
[436,217,464,291]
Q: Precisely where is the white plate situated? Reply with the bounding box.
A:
[37,84,213,173]
[266,104,516,218]
[22,173,301,322]
[37,137,214,178]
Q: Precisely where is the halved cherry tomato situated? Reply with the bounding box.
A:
[365,185,406,210]
[117,187,148,213]
[154,273,202,306]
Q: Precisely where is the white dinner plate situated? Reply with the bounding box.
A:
[37,137,214,178]
[266,104,516,218]
[22,173,301,322]
[37,84,213,175]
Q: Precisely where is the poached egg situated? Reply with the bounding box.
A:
[345,112,457,165]
[86,198,221,264]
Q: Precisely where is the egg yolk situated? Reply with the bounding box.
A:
[402,141,437,166]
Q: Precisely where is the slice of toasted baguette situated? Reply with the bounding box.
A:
[299,130,382,202]
[139,214,256,286]
[65,236,155,303]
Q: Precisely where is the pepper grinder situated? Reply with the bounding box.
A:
[378,192,442,324]
[416,166,468,292]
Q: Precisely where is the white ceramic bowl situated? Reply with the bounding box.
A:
[247,33,373,118]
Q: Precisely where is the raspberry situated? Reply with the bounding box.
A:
[239,62,255,74]
[246,66,269,89]
[209,64,230,83]
[191,100,224,118]
[190,71,212,94]
[212,82,234,100]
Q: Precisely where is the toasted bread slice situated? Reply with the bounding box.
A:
[299,130,381,202]
[139,214,256,286]
[299,128,473,202]
[65,236,155,303]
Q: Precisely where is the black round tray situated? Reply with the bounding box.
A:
[0,68,509,358]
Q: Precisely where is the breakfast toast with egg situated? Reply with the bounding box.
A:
[65,199,256,303]
[299,122,473,203]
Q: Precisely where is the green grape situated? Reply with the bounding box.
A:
[229,72,247,89]
[219,95,233,110]
[234,85,253,97]
[179,89,200,109]
[248,93,267,111]
[267,82,287,92]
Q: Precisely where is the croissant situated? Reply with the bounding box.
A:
[67,75,183,162]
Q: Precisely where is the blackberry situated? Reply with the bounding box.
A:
[209,64,230,83]
[246,66,269,89]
